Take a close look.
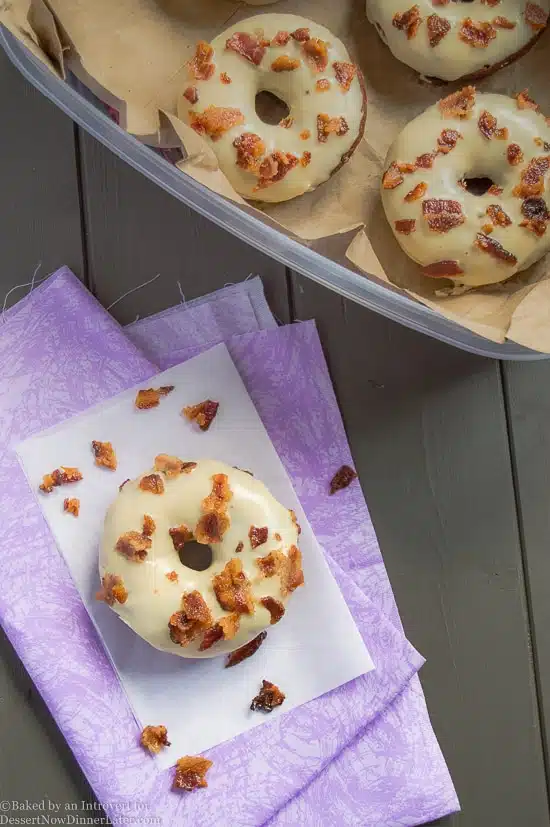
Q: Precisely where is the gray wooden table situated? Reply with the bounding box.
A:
[1,48,550,827]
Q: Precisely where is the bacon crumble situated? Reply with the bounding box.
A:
[301,151,312,168]
[439,86,476,119]
[421,260,465,278]
[235,541,244,554]
[135,386,174,410]
[475,232,518,264]
[183,87,199,105]
[333,61,356,92]
[416,153,435,169]
[329,464,358,494]
[142,514,156,537]
[520,197,550,235]
[225,631,267,668]
[493,16,516,29]
[459,18,497,48]
[291,28,311,43]
[199,613,240,651]
[166,570,179,583]
[383,163,404,190]
[488,184,504,196]
[316,79,330,92]
[507,143,525,166]
[486,205,512,226]
[220,71,232,85]
[249,526,269,549]
[516,90,540,111]
[213,558,254,614]
[256,547,304,596]
[140,725,170,755]
[39,467,82,494]
[183,399,219,431]
[260,597,286,625]
[96,573,128,606]
[189,107,245,141]
[478,111,508,140]
[272,31,291,46]
[173,756,213,791]
[525,3,548,31]
[226,32,266,66]
[271,55,301,72]
[422,199,465,233]
[437,129,462,154]
[392,6,423,39]
[139,474,165,495]
[234,132,266,173]
[256,151,299,190]
[395,219,417,234]
[154,455,197,478]
[187,41,215,81]
[289,509,302,535]
[195,512,230,544]
[317,114,349,143]
[63,497,80,517]
[303,38,329,72]
[169,591,213,647]
[280,116,294,129]
[250,680,286,713]
[92,440,117,471]
[427,14,451,47]
[115,531,152,562]
[513,156,550,197]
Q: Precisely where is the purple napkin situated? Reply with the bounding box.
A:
[0,268,459,825]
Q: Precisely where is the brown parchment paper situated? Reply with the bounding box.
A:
[2,0,550,351]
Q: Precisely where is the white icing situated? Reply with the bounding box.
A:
[366,0,549,82]
[177,14,365,203]
[381,92,550,287]
[99,460,300,658]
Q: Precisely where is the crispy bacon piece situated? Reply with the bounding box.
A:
[63,497,80,517]
[234,131,266,172]
[202,473,232,515]
[168,523,193,554]
[482,223,494,234]
[39,466,82,494]
[427,14,451,47]
[271,55,301,72]
[96,573,128,606]
[459,18,497,48]
[183,87,199,105]
[475,232,518,264]
[422,199,465,233]
[516,89,540,111]
[382,163,404,190]
[154,455,197,478]
[195,512,230,544]
[329,464,358,494]
[291,28,311,42]
[187,41,215,81]
[317,113,349,143]
[256,550,285,579]
[507,143,525,166]
[257,547,303,596]
[395,219,417,234]
[225,631,267,668]
[183,399,219,431]
[226,32,266,66]
[478,111,508,140]
[250,680,285,713]
[199,612,240,651]
[488,184,504,196]
[493,16,516,29]
[189,107,245,141]
[220,71,232,85]
[416,153,435,169]
[333,61,356,92]
[486,205,512,226]
[392,6,422,39]
[92,440,117,471]
[316,79,330,92]
[142,514,156,537]
[421,260,464,278]
[135,386,174,410]
[116,531,151,562]
[139,474,165,495]
[140,725,170,755]
[513,156,550,197]
[301,151,312,167]
[166,570,179,583]
[303,38,329,72]
[169,591,213,646]
[525,3,548,30]
[260,597,285,625]
[437,129,462,154]
[289,509,301,535]
[213,558,254,614]
[256,151,299,190]
[272,31,291,46]
[520,197,550,236]
[404,179,427,200]
[249,526,268,549]
[235,541,244,554]
[173,756,213,791]
[280,116,294,129]
[439,86,476,119]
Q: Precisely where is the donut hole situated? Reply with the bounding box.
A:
[255,90,290,126]
[178,540,213,572]
[463,176,495,196]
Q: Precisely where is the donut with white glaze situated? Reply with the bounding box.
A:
[366,1,549,83]
[178,14,367,203]
[97,457,304,658]
[381,87,550,287]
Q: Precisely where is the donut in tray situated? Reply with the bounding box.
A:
[178,14,367,203]
[366,1,549,83]
[381,87,550,287]
[97,457,304,658]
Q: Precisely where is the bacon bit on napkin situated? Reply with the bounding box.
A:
[329,464,358,494]
[250,680,286,713]
[39,466,82,493]
[173,756,213,791]
[134,386,174,410]
[140,725,170,755]
[225,630,267,668]
[63,497,80,517]
[92,440,117,470]
[183,399,219,431]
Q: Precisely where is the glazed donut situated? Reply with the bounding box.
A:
[381,87,550,287]
[366,1,549,83]
[97,457,304,658]
[178,14,366,203]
